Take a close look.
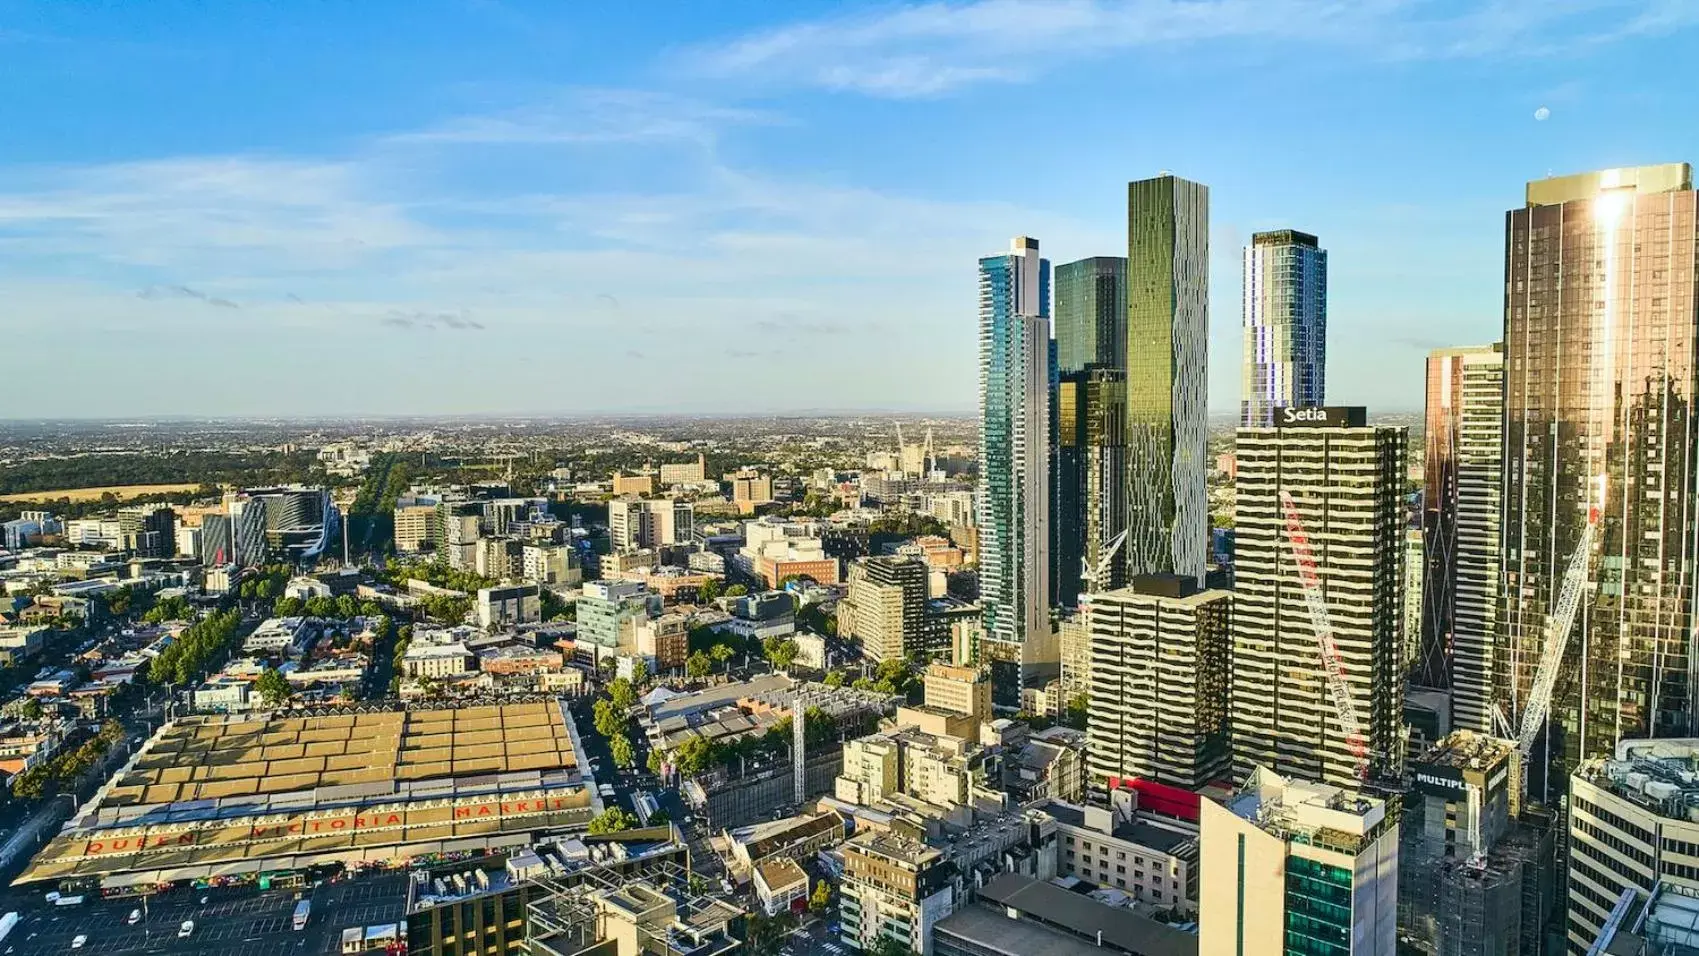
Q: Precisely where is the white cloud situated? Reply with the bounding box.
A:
[385,89,779,146]
[684,0,1699,97]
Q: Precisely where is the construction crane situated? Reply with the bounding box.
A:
[1278,491,1370,781]
[1080,529,1129,597]
[1515,506,1599,761]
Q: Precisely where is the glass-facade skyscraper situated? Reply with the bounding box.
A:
[1126,175,1209,585]
[1421,343,1504,734]
[978,236,1053,705]
[1053,256,1128,607]
[1241,229,1327,427]
[1499,163,1699,804]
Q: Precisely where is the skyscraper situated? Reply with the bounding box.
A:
[1233,407,1407,787]
[1085,574,1232,790]
[1054,256,1126,374]
[1053,367,1128,606]
[1421,344,1504,734]
[1240,229,1327,428]
[1126,174,1209,585]
[1499,163,1699,804]
[979,236,1053,705]
[1053,257,1129,608]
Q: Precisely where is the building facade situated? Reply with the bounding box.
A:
[1125,174,1209,586]
[1200,768,1399,956]
[1054,256,1126,374]
[840,831,955,956]
[978,236,1053,704]
[841,556,931,663]
[1054,366,1128,607]
[1241,229,1327,428]
[1084,575,1231,791]
[1499,164,1699,806]
[1233,408,1407,786]
[1421,344,1505,732]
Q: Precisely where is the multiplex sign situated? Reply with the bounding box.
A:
[1276,406,1367,428]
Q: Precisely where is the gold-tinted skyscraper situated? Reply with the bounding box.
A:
[1125,174,1209,585]
[1500,163,1699,802]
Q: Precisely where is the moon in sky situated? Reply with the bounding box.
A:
[1534,106,1551,121]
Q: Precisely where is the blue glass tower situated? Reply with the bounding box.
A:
[1241,229,1327,428]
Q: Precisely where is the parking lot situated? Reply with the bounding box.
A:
[0,875,409,956]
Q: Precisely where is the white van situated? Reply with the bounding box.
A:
[178,920,195,938]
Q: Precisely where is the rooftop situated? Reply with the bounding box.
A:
[1040,801,1195,856]
[973,873,1197,956]
[1579,738,1699,817]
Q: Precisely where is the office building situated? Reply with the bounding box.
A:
[1054,366,1128,607]
[658,453,708,486]
[1233,407,1406,786]
[839,556,931,663]
[1044,791,1199,914]
[522,542,580,586]
[978,236,1053,705]
[1421,344,1504,732]
[1241,229,1327,428]
[934,874,1198,956]
[1567,738,1699,950]
[922,664,992,725]
[1200,767,1399,956]
[229,497,269,568]
[1500,164,1699,804]
[577,581,661,656]
[117,504,176,558]
[728,468,773,510]
[394,502,440,553]
[738,516,839,588]
[1125,174,1209,585]
[1085,574,1232,791]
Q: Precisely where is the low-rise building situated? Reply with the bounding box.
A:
[1043,791,1200,915]
[934,873,1198,956]
[243,617,313,656]
[403,642,477,679]
[841,830,955,956]
[725,811,847,874]
[753,856,810,916]
[476,583,541,629]
[478,644,565,676]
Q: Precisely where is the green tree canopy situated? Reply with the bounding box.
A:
[686,652,712,679]
[586,806,637,835]
[256,667,292,707]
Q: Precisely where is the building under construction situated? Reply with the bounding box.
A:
[1398,731,1559,955]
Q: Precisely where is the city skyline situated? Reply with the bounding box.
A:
[5,2,1699,417]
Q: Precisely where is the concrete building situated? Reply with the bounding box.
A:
[609,497,694,552]
[634,613,689,672]
[753,857,809,917]
[658,454,708,486]
[522,542,580,586]
[1420,344,1504,731]
[402,642,477,679]
[738,516,839,588]
[578,581,660,656]
[841,830,955,956]
[923,664,992,725]
[1200,767,1399,956]
[728,469,773,510]
[978,235,1053,706]
[1241,229,1327,428]
[393,504,439,553]
[1233,406,1407,786]
[1044,790,1199,915]
[840,556,931,663]
[1567,738,1699,950]
[118,504,177,558]
[475,583,541,630]
[1085,574,1231,791]
[934,874,1198,956]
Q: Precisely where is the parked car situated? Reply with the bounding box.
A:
[178,920,195,938]
[71,935,88,949]
[127,909,141,924]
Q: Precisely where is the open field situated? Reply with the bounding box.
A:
[0,482,201,503]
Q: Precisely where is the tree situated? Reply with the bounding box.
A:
[710,643,735,672]
[686,652,712,680]
[304,595,336,619]
[18,697,42,721]
[698,578,722,602]
[809,879,832,913]
[610,734,635,769]
[630,659,649,687]
[274,596,305,618]
[593,699,625,739]
[1062,693,1088,730]
[672,736,721,776]
[767,639,799,672]
[256,667,292,707]
[609,677,638,712]
[647,749,664,775]
[724,584,748,597]
[335,594,359,619]
[586,806,636,835]
[823,670,846,688]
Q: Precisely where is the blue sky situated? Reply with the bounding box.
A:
[3,0,1697,418]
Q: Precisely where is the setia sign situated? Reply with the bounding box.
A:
[1277,406,1367,428]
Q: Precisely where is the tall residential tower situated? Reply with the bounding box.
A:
[979,236,1053,705]
[1420,344,1504,734]
[1241,229,1327,427]
[1499,163,1699,804]
[1126,174,1209,585]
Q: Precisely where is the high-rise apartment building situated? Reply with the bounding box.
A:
[840,831,954,956]
[608,497,694,552]
[1500,164,1699,804]
[118,504,177,558]
[1421,344,1504,733]
[1241,229,1327,428]
[1084,574,1232,790]
[1053,366,1128,606]
[1200,768,1399,956]
[840,556,931,663]
[1233,407,1407,786]
[1125,174,1209,585]
[978,236,1052,705]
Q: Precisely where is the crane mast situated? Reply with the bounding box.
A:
[1516,509,1598,761]
[1278,491,1370,781]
